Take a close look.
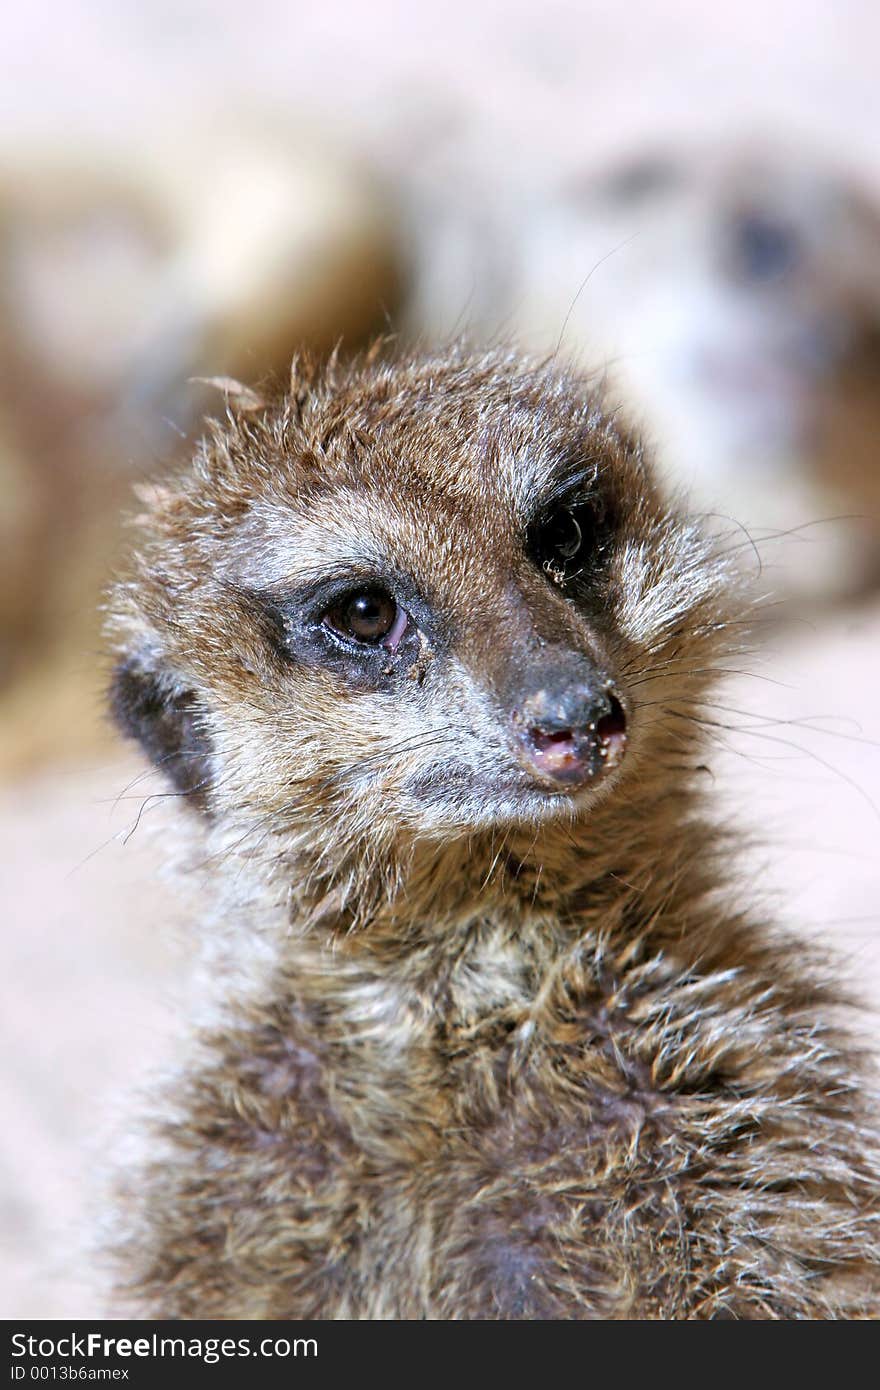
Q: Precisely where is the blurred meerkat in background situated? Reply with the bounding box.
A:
[0,117,399,769]
[403,140,880,601]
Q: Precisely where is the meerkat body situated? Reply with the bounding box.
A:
[108,348,880,1318]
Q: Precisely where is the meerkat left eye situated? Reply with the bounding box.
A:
[323,588,410,651]
[545,508,583,560]
[530,502,601,573]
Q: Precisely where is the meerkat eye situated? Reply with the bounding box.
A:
[323,588,409,650]
[544,507,583,560]
[529,502,599,574]
[528,496,613,581]
[728,211,801,282]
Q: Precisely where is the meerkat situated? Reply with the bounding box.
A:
[106,345,880,1319]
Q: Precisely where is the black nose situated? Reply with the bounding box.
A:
[513,682,627,786]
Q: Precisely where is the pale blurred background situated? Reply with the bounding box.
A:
[2,0,880,1317]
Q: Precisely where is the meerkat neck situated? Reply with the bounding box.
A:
[213,778,730,1079]
[212,768,714,969]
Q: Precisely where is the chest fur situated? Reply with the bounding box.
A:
[151,937,862,1319]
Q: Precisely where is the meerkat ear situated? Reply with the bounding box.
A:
[109,657,213,812]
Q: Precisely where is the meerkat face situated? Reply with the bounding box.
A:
[109,349,727,846]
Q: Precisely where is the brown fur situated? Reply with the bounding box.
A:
[106,345,880,1318]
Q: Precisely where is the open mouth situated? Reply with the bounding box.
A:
[525,694,628,786]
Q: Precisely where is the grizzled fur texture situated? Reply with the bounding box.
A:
[107,346,880,1318]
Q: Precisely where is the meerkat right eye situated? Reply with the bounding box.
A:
[322,588,410,650]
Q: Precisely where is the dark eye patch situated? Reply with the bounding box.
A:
[727,211,802,283]
[527,497,609,581]
[245,574,429,690]
[566,154,688,209]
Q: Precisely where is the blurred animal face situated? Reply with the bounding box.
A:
[513,146,880,473]
[110,351,723,847]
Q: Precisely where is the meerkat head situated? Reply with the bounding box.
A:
[108,347,732,878]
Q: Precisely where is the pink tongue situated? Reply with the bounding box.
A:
[531,728,573,749]
[530,729,578,771]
